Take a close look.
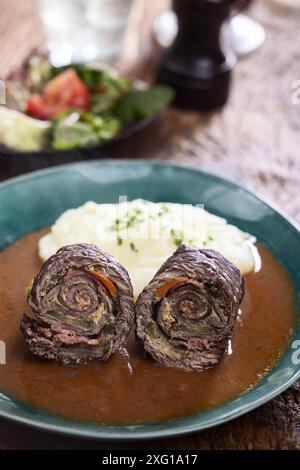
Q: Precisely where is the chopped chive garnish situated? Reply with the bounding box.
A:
[158,205,169,217]
[126,215,137,228]
[130,242,138,252]
[111,211,144,231]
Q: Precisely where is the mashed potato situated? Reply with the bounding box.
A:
[39,199,257,296]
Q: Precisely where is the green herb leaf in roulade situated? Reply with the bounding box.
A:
[136,245,244,371]
[20,243,134,364]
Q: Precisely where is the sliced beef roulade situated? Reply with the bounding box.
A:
[21,243,134,364]
[136,245,244,371]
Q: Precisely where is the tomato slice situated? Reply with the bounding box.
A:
[26,68,90,120]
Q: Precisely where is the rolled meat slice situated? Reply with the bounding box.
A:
[136,245,244,371]
[20,243,134,364]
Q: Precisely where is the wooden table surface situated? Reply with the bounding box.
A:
[0,0,300,450]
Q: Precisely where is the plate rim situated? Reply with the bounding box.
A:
[0,158,299,440]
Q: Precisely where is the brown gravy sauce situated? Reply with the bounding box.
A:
[0,229,296,425]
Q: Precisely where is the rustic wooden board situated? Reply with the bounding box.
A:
[0,0,299,450]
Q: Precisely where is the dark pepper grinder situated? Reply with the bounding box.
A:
[157,0,236,110]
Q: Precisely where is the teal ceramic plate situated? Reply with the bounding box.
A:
[0,160,299,440]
